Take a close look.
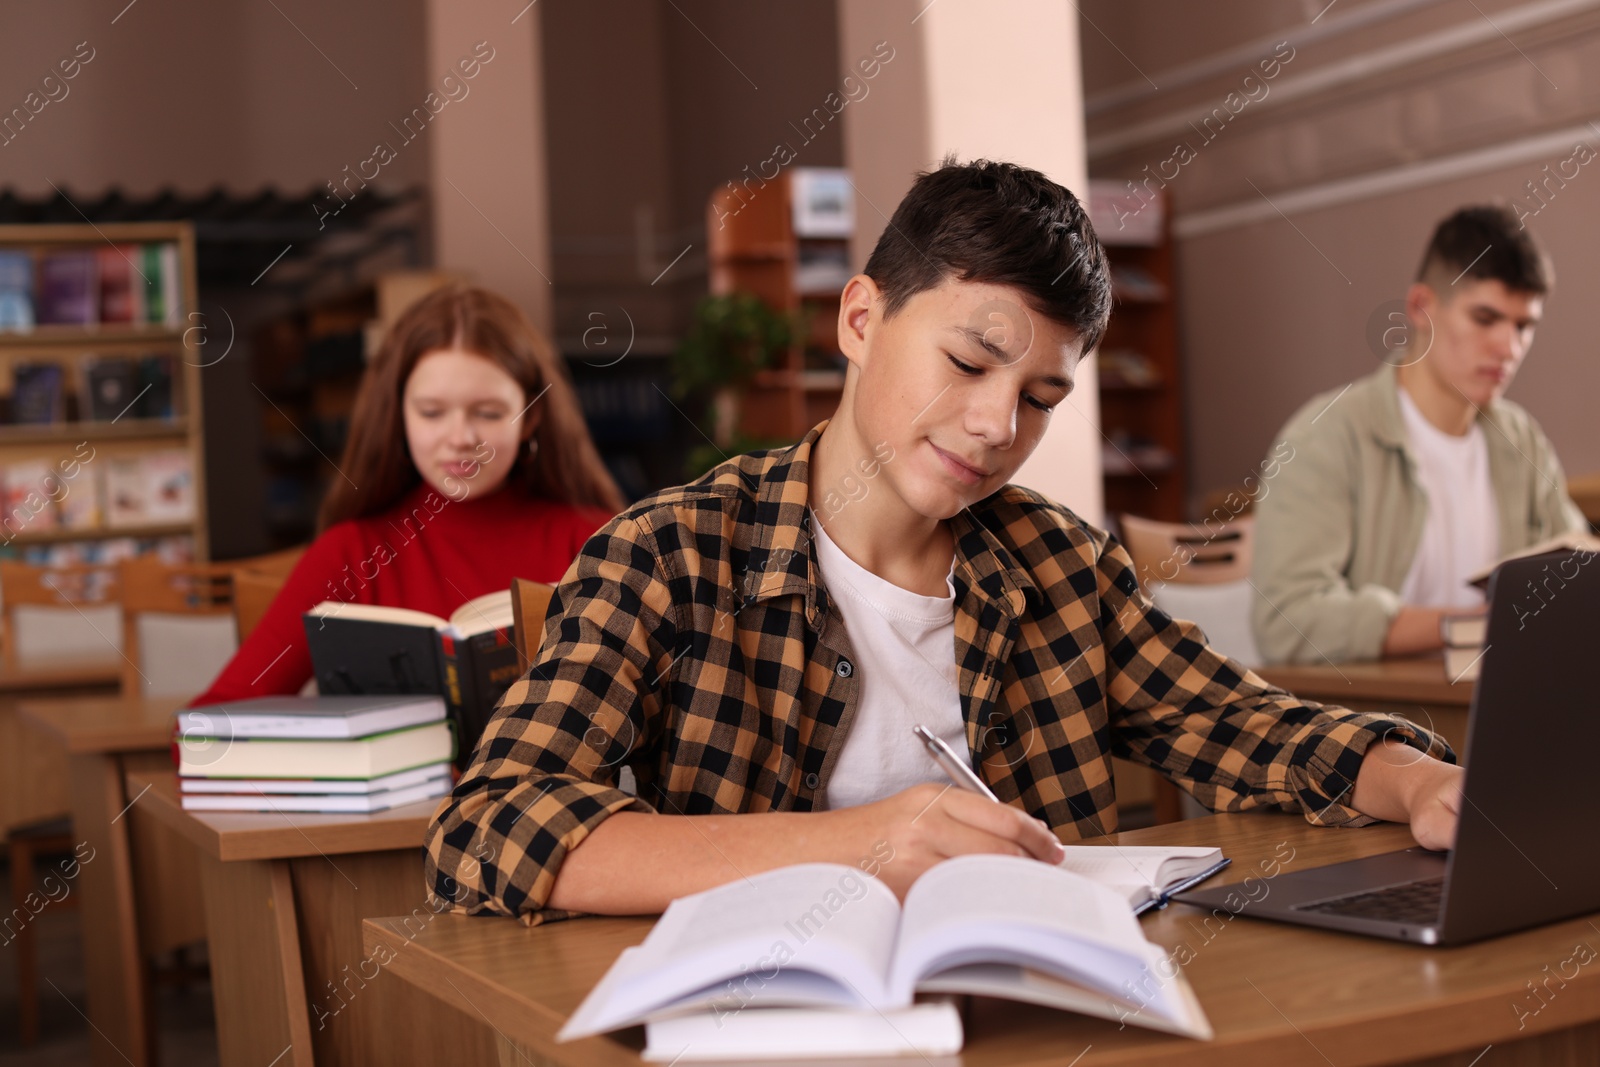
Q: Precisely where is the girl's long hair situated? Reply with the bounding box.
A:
[317,285,624,531]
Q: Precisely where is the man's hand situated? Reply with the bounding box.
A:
[1349,737,1465,850]
[828,783,1065,898]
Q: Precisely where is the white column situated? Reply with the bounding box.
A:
[838,0,1103,522]
[424,0,553,332]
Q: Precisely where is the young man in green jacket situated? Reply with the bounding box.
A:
[426,160,1463,925]
[1252,206,1585,666]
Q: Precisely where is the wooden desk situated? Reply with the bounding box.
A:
[0,660,121,834]
[20,693,202,1067]
[128,770,496,1067]
[363,812,1600,1066]
[1258,655,1474,759]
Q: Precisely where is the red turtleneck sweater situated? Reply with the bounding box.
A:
[190,482,615,707]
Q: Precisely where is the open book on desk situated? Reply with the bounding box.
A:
[303,591,520,769]
[1058,844,1230,916]
[560,854,1214,1051]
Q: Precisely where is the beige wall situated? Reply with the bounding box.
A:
[540,0,844,349]
[0,0,425,195]
[1080,0,1600,511]
[839,0,1103,521]
[426,0,553,331]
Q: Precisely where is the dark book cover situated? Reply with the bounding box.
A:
[305,613,517,770]
[440,626,522,761]
[83,357,138,421]
[36,250,97,326]
[11,363,66,424]
[135,353,176,418]
[96,245,139,323]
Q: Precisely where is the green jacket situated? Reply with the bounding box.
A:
[1251,364,1586,665]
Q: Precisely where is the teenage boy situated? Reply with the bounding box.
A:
[426,160,1462,925]
[1252,206,1586,666]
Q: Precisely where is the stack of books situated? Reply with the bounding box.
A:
[1441,614,1488,683]
[174,695,455,813]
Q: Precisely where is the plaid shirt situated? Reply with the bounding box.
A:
[424,422,1453,924]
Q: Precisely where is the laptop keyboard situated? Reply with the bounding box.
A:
[1292,877,1444,924]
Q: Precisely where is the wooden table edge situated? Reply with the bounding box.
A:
[362,917,636,1067]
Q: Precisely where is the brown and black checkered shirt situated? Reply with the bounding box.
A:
[424,422,1453,924]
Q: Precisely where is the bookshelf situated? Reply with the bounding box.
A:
[1086,183,1188,523]
[0,222,208,562]
[705,168,853,442]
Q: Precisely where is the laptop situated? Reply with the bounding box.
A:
[1173,550,1600,945]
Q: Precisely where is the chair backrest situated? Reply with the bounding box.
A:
[1117,513,1256,587]
[232,545,307,579]
[231,568,287,644]
[117,557,240,699]
[0,561,122,669]
[509,578,556,671]
[1117,514,1263,667]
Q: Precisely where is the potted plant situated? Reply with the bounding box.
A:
[671,292,794,448]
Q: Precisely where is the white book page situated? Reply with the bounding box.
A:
[889,855,1163,1006]
[1056,845,1221,901]
[564,864,903,1037]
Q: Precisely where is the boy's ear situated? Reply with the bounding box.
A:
[837,274,879,370]
[1406,280,1440,333]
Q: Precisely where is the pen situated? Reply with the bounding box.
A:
[912,723,1000,802]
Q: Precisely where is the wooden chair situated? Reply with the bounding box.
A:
[227,544,305,643]
[117,557,239,699]
[0,561,120,1045]
[1114,515,1260,826]
[0,560,122,671]
[8,819,78,1046]
[509,578,556,671]
[1117,513,1256,586]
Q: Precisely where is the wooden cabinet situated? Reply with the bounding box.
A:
[0,223,208,561]
[705,168,852,442]
[1087,183,1188,522]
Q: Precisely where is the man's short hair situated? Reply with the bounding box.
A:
[1415,205,1553,296]
[862,157,1113,354]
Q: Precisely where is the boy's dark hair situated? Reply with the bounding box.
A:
[1415,205,1553,296]
[862,157,1112,353]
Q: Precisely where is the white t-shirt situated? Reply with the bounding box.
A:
[807,511,968,811]
[1396,387,1499,609]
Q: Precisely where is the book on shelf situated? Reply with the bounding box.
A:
[304,591,521,770]
[175,694,449,741]
[2,460,62,530]
[644,1002,963,1062]
[36,249,98,326]
[105,449,193,528]
[10,362,66,424]
[178,773,451,813]
[56,465,102,531]
[140,243,181,327]
[559,855,1215,1048]
[1057,845,1230,917]
[83,356,139,421]
[96,245,144,324]
[174,719,454,780]
[0,250,33,331]
[141,449,194,523]
[135,353,176,418]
